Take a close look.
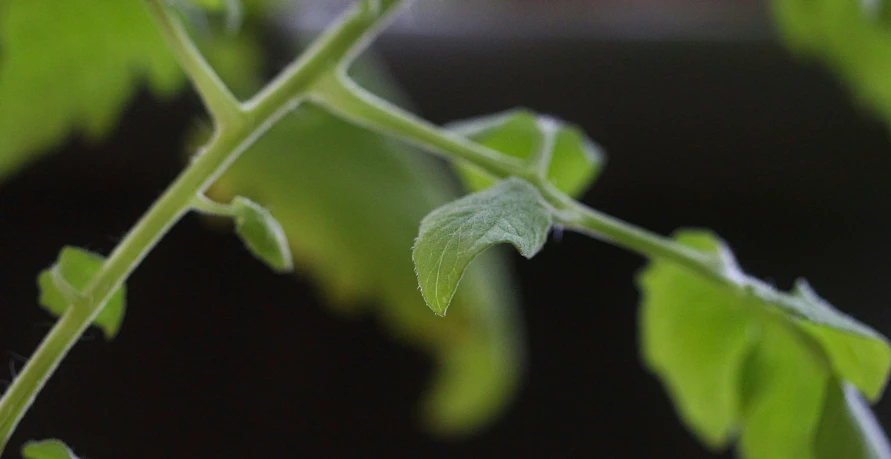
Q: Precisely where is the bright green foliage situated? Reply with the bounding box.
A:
[37,247,126,340]
[772,0,891,123]
[0,0,183,181]
[231,196,293,273]
[209,103,524,435]
[413,177,552,316]
[638,231,891,457]
[21,439,79,459]
[815,381,891,459]
[449,109,604,197]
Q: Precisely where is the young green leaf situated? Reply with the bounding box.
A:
[231,196,293,273]
[413,177,552,316]
[0,0,183,181]
[815,381,891,459]
[638,230,891,458]
[209,103,524,435]
[37,247,126,340]
[448,109,605,197]
[21,439,79,459]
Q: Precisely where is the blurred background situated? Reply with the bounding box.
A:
[3,0,891,457]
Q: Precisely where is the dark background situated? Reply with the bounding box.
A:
[3,23,891,459]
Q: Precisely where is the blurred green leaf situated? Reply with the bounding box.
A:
[0,0,184,181]
[449,109,604,197]
[209,103,524,436]
[21,439,79,459]
[413,177,551,316]
[231,196,293,273]
[772,0,891,123]
[639,234,756,448]
[638,230,891,457]
[737,317,828,458]
[815,380,891,459]
[183,0,226,9]
[37,246,126,340]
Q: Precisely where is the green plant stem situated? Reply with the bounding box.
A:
[245,0,408,124]
[144,0,245,129]
[528,117,559,179]
[0,1,407,453]
[310,72,528,178]
[191,194,235,216]
[311,73,728,283]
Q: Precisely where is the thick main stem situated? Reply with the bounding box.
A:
[0,1,408,453]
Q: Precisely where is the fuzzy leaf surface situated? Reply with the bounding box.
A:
[413,177,551,316]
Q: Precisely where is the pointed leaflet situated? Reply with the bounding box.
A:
[22,439,79,459]
[448,109,605,197]
[208,103,524,435]
[37,247,126,340]
[231,197,293,273]
[413,177,552,316]
[0,0,183,181]
[639,230,891,458]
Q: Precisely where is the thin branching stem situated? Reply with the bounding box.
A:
[0,1,409,453]
[309,72,729,283]
[144,0,246,129]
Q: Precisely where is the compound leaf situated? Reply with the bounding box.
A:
[638,230,891,458]
[37,246,126,339]
[0,0,184,181]
[231,196,293,273]
[449,109,604,197]
[209,102,524,436]
[22,439,79,459]
[413,177,552,316]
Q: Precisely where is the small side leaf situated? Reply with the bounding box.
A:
[448,109,605,197]
[413,177,552,316]
[231,196,293,273]
[22,439,79,459]
[815,380,891,459]
[37,247,126,339]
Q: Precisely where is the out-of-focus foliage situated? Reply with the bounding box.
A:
[208,103,524,435]
[639,231,891,458]
[0,0,183,181]
[413,177,551,316]
[0,0,525,436]
[772,0,891,124]
[21,439,79,459]
[448,109,604,198]
[37,247,127,340]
